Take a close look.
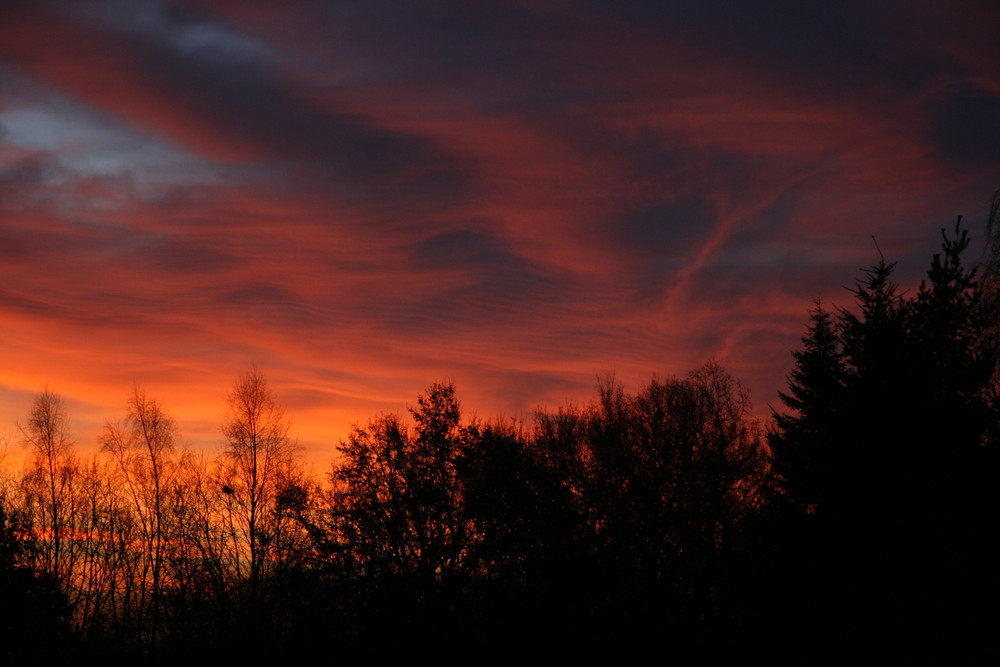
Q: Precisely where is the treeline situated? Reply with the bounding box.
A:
[0,372,307,657]
[1,221,997,660]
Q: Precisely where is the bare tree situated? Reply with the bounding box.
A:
[19,387,75,586]
[218,368,299,623]
[100,385,178,646]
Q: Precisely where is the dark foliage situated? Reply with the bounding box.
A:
[313,367,768,656]
[768,219,1000,660]
[769,301,846,514]
[0,498,72,658]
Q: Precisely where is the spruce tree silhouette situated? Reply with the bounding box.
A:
[769,220,1000,660]
[769,300,847,515]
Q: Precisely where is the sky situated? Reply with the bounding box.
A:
[1,0,999,465]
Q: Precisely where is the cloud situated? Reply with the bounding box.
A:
[0,0,997,462]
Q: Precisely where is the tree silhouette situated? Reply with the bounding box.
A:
[217,368,301,645]
[325,382,479,646]
[769,220,1000,660]
[18,388,75,588]
[769,301,846,515]
[0,496,71,657]
[100,385,179,648]
[530,363,769,647]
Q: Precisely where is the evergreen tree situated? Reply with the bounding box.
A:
[769,219,1000,660]
[836,253,913,515]
[769,301,846,514]
[773,221,998,516]
[908,220,998,459]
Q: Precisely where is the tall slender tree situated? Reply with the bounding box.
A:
[100,385,178,648]
[19,388,76,588]
[218,368,300,639]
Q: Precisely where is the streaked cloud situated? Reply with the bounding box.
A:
[1,0,997,462]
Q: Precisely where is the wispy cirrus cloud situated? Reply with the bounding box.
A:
[1,0,997,460]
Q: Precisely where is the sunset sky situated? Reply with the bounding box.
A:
[2,0,998,464]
